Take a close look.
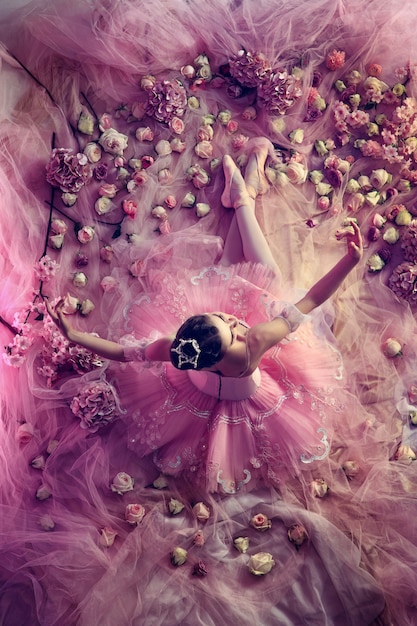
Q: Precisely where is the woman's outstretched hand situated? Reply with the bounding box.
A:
[337,221,363,262]
[44,298,73,340]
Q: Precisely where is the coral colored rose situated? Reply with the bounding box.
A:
[231,133,249,151]
[99,128,128,155]
[77,226,95,244]
[99,527,118,547]
[248,552,275,576]
[111,471,134,495]
[288,523,308,547]
[366,63,382,78]
[98,113,112,131]
[16,423,34,444]
[125,503,146,525]
[192,502,210,522]
[250,513,272,531]
[317,196,330,211]
[325,49,346,71]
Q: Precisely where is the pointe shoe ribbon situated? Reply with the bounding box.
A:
[221,155,252,209]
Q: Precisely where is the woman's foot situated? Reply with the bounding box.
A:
[221,155,252,209]
[243,137,274,199]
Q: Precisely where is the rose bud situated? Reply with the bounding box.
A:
[192,502,210,522]
[75,253,89,268]
[382,338,402,358]
[100,245,114,263]
[233,537,249,553]
[247,552,275,576]
[342,461,360,478]
[16,423,35,444]
[152,474,169,489]
[287,523,308,548]
[193,530,205,547]
[36,484,52,501]
[38,514,55,531]
[168,498,185,515]
[31,455,46,470]
[99,527,118,547]
[73,272,88,288]
[196,202,211,218]
[192,560,208,577]
[311,478,329,498]
[111,471,134,495]
[170,547,188,566]
[125,503,146,525]
[394,445,416,465]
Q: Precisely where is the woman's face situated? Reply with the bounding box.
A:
[207,312,239,353]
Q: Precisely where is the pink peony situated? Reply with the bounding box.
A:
[145,78,187,123]
[46,148,92,193]
[389,262,417,304]
[256,69,302,115]
[70,380,120,432]
[228,50,272,88]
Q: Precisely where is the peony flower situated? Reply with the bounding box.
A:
[70,380,120,431]
[77,226,95,244]
[31,454,46,470]
[257,69,302,115]
[125,503,146,525]
[394,445,416,464]
[192,502,210,522]
[247,552,275,576]
[193,530,205,547]
[110,472,135,496]
[39,514,55,531]
[325,49,346,71]
[250,513,272,531]
[170,547,188,566]
[342,461,360,478]
[382,338,403,358]
[168,498,185,515]
[233,536,249,553]
[229,49,272,87]
[46,148,92,193]
[36,484,52,501]
[287,523,308,547]
[135,126,154,142]
[99,128,129,155]
[16,422,34,444]
[99,527,118,547]
[311,478,329,497]
[145,78,187,123]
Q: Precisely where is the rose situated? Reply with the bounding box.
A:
[383,227,400,245]
[188,96,200,109]
[100,245,114,263]
[287,523,308,547]
[242,106,257,120]
[217,110,232,125]
[39,515,55,531]
[101,276,118,293]
[73,272,87,288]
[151,205,168,220]
[210,158,221,171]
[164,195,177,209]
[95,197,113,215]
[49,234,64,250]
[181,65,195,79]
[187,165,210,189]
[125,503,146,525]
[170,138,186,153]
[395,210,413,227]
[365,191,381,207]
[140,74,156,91]
[196,202,211,218]
[135,126,154,142]
[197,63,212,81]
[317,196,330,211]
[231,133,249,151]
[16,423,34,444]
[158,169,172,184]
[370,169,392,190]
[132,170,148,186]
[181,192,196,208]
[51,219,68,235]
[154,140,172,156]
[61,294,79,314]
[315,182,333,196]
[311,478,329,497]
[36,484,52,501]
[99,183,118,198]
[382,338,402,358]
[110,472,135,496]
[84,142,102,163]
[77,226,95,244]
[152,474,168,489]
[289,128,304,144]
[194,141,213,158]
[99,527,118,547]
[123,199,138,218]
[197,125,214,142]
[192,560,208,577]
[342,461,360,478]
[250,513,272,531]
[98,113,112,131]
[78,111,95,135]
[170,547,187,566]
[99,128,129,155]
[367,253,386,272]
[286,162,307,184]
[394,445,416,464]
[247,552,275,576]
[192,502,210,522]
[233,537,249,553]
[31,454,45,470]
[169,117,185,135]
[168,498,185,515]
[61,192,77,206]
[309,170,324,185]
[193,530,205,547]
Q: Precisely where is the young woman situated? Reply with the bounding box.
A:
[47,142,363,493]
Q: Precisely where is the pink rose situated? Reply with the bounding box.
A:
[125,503,146,525]
[287,523,308,547]
[84,142,102,163]
[231,133,249,151]
[141,155,154,169]
[193,530,205,546]
[242,106,257,120]
[129,259,145,278]
[194,141,213,158]
[16,423,34,444]
[250,513,272,531]
[159,220,171,235]
[114,155,125,168]
[99,128,129,155]
[51,218,68,235]
[197,125,214,142]
[93,250,108,271]
[164,195,177,209]
[77,225,95,244]
[123,199,138,218]
[98,113,112,131]
[227,119,239,134]
[111,471,134,495]
[192,502,210,522]
[98,183,118,198]
[317,196,330,211]
[170,138,186,153]
[135,126,154,142]
[132,170,148,186]
[286,161,307,184]
[99,527,118,547]
[101,276,118,292]
[158,168,172,184]
[187,164,210,189]
[169,116,185,135]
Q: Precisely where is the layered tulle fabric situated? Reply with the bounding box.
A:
[2,0,417,624]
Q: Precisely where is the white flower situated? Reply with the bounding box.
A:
[196,202,211,217]
[95,197,113,215]
[286,161,307,184]
[346,179,360,194]
[309,170,324,185]
[365,190,381,207]
[342,461,360,478]
[394,445,416,465]
[367,253,385,272]
[111,471,134,495]
[168,498,185,515]
[383,227,400,245]
[155,139,172,156]
[382,338,402,358]
[311,478,329,497]
[84,142,102,163]
[192,502,210,522]
[73,272,88,288]
[316,182,333,196]
[233,537,249,553]
[247,552,275,576]
[289,128,304,144]
[99,128,129,155]
[80,299,95,316]
[152,474,169,489]
[36,484,52,501]
[125,503,146,524]
[170,547,188,566]
[370,168,391,189]
[38,514,55,531]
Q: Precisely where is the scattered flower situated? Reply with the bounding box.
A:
[326,49,346,71]
[99,527,118,547]
[16,423,34,445]
[99,128,129,155]
[192,560,208,577]
[192,502,210,522]
[382,338,403,358]
[342,460,360,478]
[70,380,120,432]
[247,552,275,576]
[31,454,46,470]
[125,503,146,525]
[77,225,95,244]
[394,445,416,464]
[233,537,249,553]
[168,498,185,515]
[80,298,95,316]
[193,530,205,547]
[195,202,211,218]
[170,547,188,566]
[36,484,52,501]
[250,513,272,531]
[311,478,329,498]
[287,523,308,548]
[38,514,55,531]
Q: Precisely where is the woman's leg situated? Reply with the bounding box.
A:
[219,149,280,275]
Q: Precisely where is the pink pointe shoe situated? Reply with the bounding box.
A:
[221,155,252,209]
[243,137,274,199]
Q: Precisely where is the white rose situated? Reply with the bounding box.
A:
[152,474,169,489]
[99,128,129,155]
[49,233,64,249]
[95,197,113,215]
[80,299,95,316]
[365,190,381,206]
[369,169,392,190]
[309,170,324,185]
[247,552,275,576]
[36,484,52,501]
[73,272,88,288]
[61,294,80,314]
[358,175,372,191]
[192,502,210,522]
[311,478,329,497]
[316,182,333,196]
[367,253,385,272]
[168,498,185,515]
[196,202,211,217]
[78,111,95,135]
[289,128,304,144]
[383,227,400,244]
[382,337,402,358]
[152,205,168,220]
[342,461,360,478]
[84,142,102,163]
[170,547,188,566]
[286,162,307,184]
[394,445,416,465]
[61,192,77,206]
[39,514,55,531]
[155,139,172,156]
[111,471,134,495]
[233,537,249,553]
[346,179,360,194]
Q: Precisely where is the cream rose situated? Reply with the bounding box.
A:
[152,474,169,489]
[36,484,52,501]
[168,498,185,515]
[233,537,249,553]
[286,162,307,184]
[196,202,211,218]
[84,142,102,163]
[382,338,402,358]
[192,502,210,522]
[99,527,118,547]
[111,471,134,495]
[80,299,95,316]
[394,445,416,465]
[155,139,172,156]
[311,478,329,497]
[73,272,88,288]
[170,547,187,566]
[31,454,46,470]
[169,116,185,135]
[194,141,213,159]
[99,128,129,155]
[247,552,275,576]
[193,530,205,547]
[135,126,154,142]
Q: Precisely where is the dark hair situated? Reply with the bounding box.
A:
[170,314,225,370]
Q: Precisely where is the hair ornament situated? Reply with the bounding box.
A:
[171,337,201,369]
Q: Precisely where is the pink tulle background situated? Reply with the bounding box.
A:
[1,0,417,624]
